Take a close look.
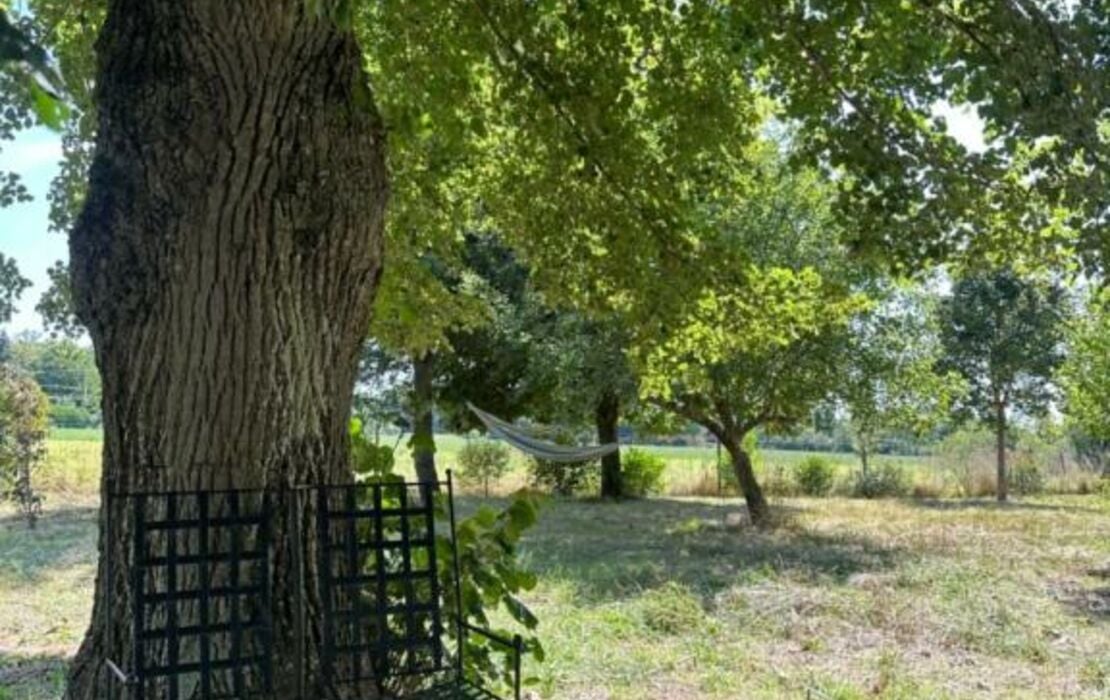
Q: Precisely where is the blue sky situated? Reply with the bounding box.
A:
[0,126,67,334]
[0,106,985,336]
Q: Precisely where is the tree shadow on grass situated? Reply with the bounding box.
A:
[458,496,906,604]
[0,504,98,584]
[907,498,1105,515]
[0,649,69,699]
[1053,565,1110,624]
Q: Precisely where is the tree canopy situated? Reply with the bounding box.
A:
[1060,288,1110,443]
[938,268,1070,499]
[9,1,1110,339]
[838,281,965,472]
[633,143,865,521]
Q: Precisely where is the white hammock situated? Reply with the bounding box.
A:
[467,403,619,463]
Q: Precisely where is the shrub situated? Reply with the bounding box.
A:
[853,463,909,499]
[1010,461,1045,495]
[0,367,50,527]
[794,456,835,496]
[911,483,942,499]
[49,402,101,429]
[528,429,598,496]
[529,455,597,496]
[620,448,666,497]
[1098,477,1110,499]
[445,494,545,689]
[457,440,512,496]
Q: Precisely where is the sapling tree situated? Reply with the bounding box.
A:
[839,282,965,475]
[938,269,1069,501]
[636,146,865,525]
[1058,287,1110,473]
[457,440,511,497]
[0,364,49,527]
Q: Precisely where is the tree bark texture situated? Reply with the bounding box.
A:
[996,401,1009,502]
[411,353,438,485]
[65,2,388,698]
[723,435,769,526]
[596,390,623,498]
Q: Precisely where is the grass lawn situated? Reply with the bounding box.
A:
[1,494,1107,699]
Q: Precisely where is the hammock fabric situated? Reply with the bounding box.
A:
[467,403,619,463]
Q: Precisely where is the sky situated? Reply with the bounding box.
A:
[0,106,987,336]
[0,126,67,335]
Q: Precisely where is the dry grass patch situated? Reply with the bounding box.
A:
[0,494,1107,699]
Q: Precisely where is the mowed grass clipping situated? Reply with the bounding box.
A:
[2,493,1108,699]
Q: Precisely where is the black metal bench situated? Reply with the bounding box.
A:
[103,477,523,700]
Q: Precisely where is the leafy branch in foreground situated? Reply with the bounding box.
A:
[350,419,544,693]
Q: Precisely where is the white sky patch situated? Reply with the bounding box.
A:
[933,101,989,154]
[0,135,63,174]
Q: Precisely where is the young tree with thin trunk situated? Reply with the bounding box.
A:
[839,282,964,475]
[939,269,1068,502]
[1059,287,1110,456]
[636,147,863,525]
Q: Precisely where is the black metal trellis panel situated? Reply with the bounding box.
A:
[110,489,276,700]
[316,480,448,696]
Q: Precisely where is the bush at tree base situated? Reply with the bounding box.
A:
[621,448,666,497]
[349,417,396,479]
[0,366,49,527]
[716,433,761,496]
[526,427,600,496]
[529,454,598,496]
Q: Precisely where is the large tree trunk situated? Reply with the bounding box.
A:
[411,353,438,485]
[722,434,769,526]
[596,390,623,499]
[65,2,388,698]
[995,401,1008,502]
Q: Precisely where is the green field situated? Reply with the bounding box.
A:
[2,494,1108,699]
[35,430,893,497]
[37,431,1099,500]
[44,429,104,443]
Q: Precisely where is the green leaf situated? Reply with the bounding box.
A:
[28,80,68,130]
[503,594,539,630]
[506,496,538,530]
